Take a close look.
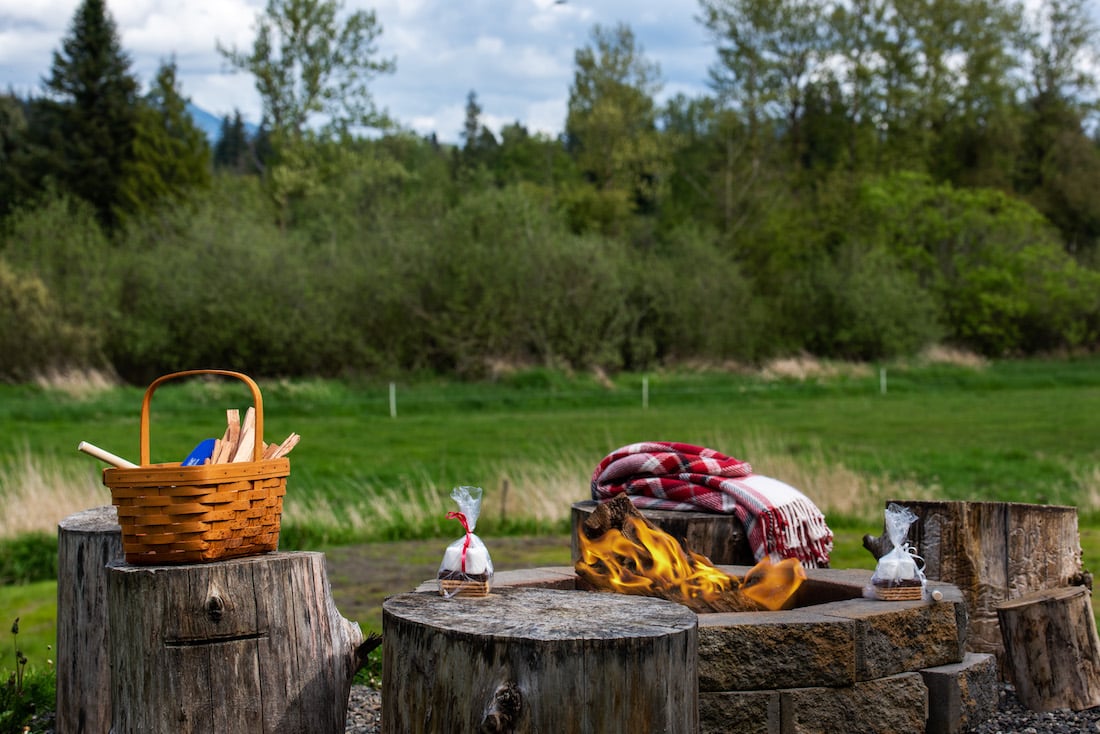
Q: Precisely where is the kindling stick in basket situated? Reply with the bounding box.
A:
[101,369,292,565]
[77,441,138,469]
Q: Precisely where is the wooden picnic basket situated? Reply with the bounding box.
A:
[102,369,289,565]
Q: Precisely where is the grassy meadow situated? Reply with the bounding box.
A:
[2,352,1100,672]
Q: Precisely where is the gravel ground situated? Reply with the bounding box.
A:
[345,683,1100,734]
[346,686,383,733]
[25,682,1100,732]
[966,684,1100,734]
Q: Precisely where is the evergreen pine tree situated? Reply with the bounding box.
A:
[119,59,211,215]
[214,110,256,174]
[42,0,140,229]
[0,94,34,218]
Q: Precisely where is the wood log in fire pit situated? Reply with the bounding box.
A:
[571,499,755,566]
[574,494,804,614]
[382,587,698,734]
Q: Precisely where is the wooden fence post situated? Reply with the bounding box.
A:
[56,505,123,734]
[107,551,366,734]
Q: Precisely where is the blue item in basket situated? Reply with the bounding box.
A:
[181,438,217,466]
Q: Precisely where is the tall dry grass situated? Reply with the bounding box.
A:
[32,368,118,399]
[6,432,1093,542]
[0,449,110,536]
[281,435,943,541]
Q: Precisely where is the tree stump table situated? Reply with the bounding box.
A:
[382,587,698,734]
[107,551,365,734]
[865,500,1085,673]
[571,500,754,566]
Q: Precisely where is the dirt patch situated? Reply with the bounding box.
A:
[325,534,573,633]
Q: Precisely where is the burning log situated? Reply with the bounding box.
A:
[575,494,805,613]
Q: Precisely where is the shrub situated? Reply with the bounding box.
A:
[644,224,769,363]
[854,172,1100,355]
[0,535,57,586]
[0,259,100,381]
[0,193,117,337]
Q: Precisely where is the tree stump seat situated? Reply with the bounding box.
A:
[382,586,699,733]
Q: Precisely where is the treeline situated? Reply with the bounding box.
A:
[2,0,1100,384]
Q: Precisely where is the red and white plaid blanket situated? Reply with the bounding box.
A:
[590,441,833,567]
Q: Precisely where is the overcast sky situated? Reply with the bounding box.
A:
[0,0,716,142]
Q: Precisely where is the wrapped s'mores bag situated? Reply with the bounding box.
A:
[866,503,926,601]
[438,486,494,598]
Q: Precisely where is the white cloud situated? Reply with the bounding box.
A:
[474,35,504,55]
[522,97,569,138]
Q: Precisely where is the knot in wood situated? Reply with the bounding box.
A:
[480,682,522,733]
[205,594,225,622]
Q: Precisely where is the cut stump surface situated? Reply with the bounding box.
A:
[382,587,698,734]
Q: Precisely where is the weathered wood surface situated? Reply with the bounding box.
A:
[56,505,123,734]
[107,551,365,734]
[382,587,698,734]
[997,585,1100,711]
[865,500,1084,668]
[572,499,754,566]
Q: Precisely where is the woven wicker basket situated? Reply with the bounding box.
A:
[103,370,289,565]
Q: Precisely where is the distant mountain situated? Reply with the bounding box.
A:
[186,103,259,144]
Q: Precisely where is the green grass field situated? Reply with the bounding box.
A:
[2,354,1100,673]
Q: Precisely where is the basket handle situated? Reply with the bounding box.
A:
[139,369,265,466]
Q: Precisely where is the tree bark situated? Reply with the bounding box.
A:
[864,500,1085,670]
[107,551,365,734]
[56,505,123,734]
[997,585,1100,712]
[382,587,698,734]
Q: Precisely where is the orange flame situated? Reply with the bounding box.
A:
[741,555,807,610]
[577,515,805,611]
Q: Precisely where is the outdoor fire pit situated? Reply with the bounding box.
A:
[389,496,996,733]
[449,565,994,733]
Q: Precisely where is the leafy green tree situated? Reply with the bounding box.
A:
[1015,0,1100,254]
[934,0,1023,189]
[852,172,1100,354]
[494,123,576,188]
[699,0,829,162]
[41,0,141,229]
[218,0,396,140]
[799,78,851,174]
[565,23,667,221]
[825,0,889,169]
[1017,96,1100,256]
[1022,0,1099,105]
